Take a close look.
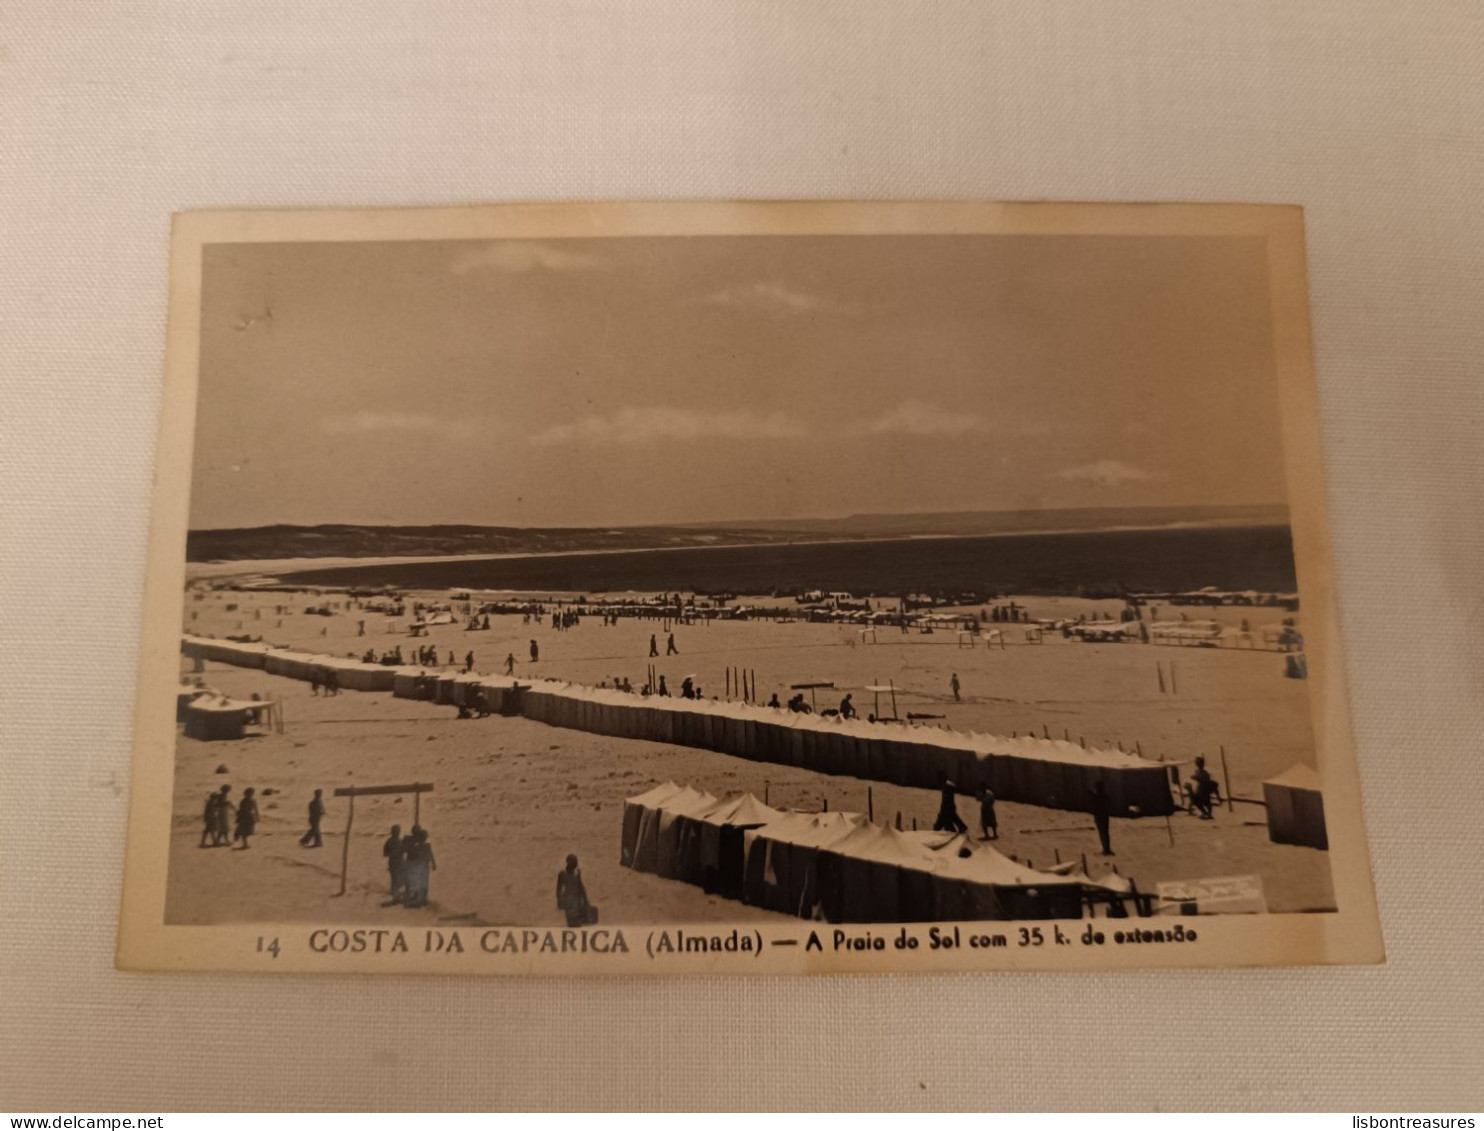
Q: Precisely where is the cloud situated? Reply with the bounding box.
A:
[530,406,807,448]
[449,242,608,275]
[853,399,984,438]
[699,282,850,315]
[1057,459,1152,486]
[322,411,481,440]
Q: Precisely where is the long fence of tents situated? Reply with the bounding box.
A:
[620,782,1148,922]
[181,635,1180,817]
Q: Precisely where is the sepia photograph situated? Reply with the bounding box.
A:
[117,201,1381,973]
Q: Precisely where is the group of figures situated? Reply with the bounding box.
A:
[381,825,437,908]
[197,784,260,849]
[932,780,1001,842]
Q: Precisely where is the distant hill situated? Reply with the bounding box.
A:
[186,504,1287,562]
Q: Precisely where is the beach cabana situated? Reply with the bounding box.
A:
[674,792,781,895]
[741,810,859,917]
[1263,764,1327,849]
[647,786,718,879]
[620,781,681,869]
[182,695,276,741]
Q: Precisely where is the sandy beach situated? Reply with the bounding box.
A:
[167,583,1333,926]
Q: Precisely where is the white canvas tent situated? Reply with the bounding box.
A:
[1263,763,1327,849]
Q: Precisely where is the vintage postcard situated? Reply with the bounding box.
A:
[117,200,1382,973]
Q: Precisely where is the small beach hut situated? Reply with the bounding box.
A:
[1263,764,1328,849]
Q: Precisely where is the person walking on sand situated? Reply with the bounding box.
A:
[309,669,320,696]
[556,854,592,927]
[382,825,407,904]
[529,639,539,663]
[950,673,961,702]
[839,693,856,719]
[464,650,474,673]
[199,788,221,848]
[299,788,325,848]
[666,632,678,655]
[649,634,659,658]
[934,779,968,834]
[403,826,436,908]
[233,786,259,849]
[1090,779,1114,855]
[504,652,516,675]
[213,785,235,846]
[978,786,998,840]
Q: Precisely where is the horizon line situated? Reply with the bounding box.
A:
[188,501,1290,536]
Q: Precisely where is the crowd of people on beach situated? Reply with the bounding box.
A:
[196,783,448,909]
[183,586,1279,927]
[195,787,600,922]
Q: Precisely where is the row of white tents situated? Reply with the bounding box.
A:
[181,634,1181,816]
[621,782,1146,922]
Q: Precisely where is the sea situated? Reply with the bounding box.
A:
[276,524,1298,599]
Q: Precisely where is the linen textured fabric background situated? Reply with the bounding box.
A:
[2,0,1482,1112]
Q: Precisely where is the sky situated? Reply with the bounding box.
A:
[190,232,1286,529]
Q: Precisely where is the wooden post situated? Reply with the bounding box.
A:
[414,791,421,826]
[1170,661,1179,695]
[889,679,898,720]
[338,793,354,896]
[823,797,829,812]
[764,781,770,805]
[895,811,902,830]
[868,786,874,823]
[1042,723,1050,739]
[1157,662,1165,694]
[1221,745,1234,812]
[1165,813,1175,846]
[726,668,731,698]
